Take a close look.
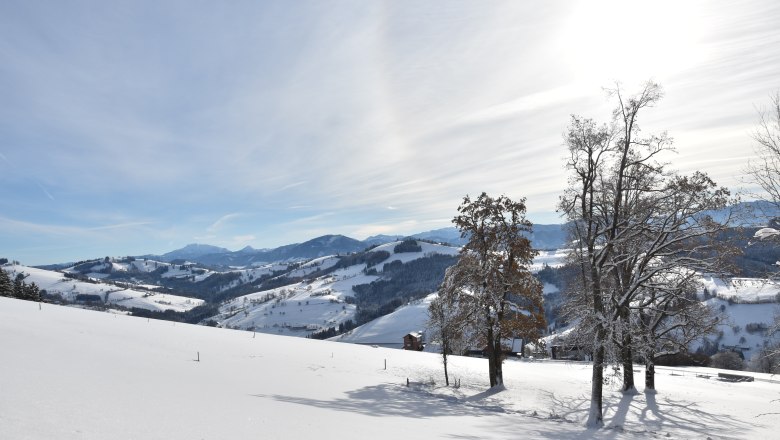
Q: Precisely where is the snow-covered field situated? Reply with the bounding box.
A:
[3,264,203,312]
[1,296,779,439]
[700,276,780,303]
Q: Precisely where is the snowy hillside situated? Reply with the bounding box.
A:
[2,296,779,440]
[333,249,566,348]
[333,293,436,346]
[530,249,567,271]
[212,241,459,336]
[700,275,780,303]
[2,264,203,312]
[695,276,780,361]
[544,274,780,363]
[702,297,779,361]
[67,258,216,282]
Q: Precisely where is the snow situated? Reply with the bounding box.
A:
[531,249,568,272]
[700,275,780,303]
[214,242,461,336]
[214,263,377,335]
[2,296,780,440]
[369,241,460,270]
[3,264,203,312]
[701,297,779,361]
[335,294,436,346]
[754,227,780,240]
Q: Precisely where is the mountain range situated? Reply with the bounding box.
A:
[147,199,780,268]
[149,225,569,268]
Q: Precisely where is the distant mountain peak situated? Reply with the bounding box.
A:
[162,243,231,261]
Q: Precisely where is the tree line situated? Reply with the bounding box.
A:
[0,267,42,302]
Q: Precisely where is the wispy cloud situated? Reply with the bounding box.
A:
[89,221,155,231]
[1,0,778,264]
[207,213,242,233]
[291,212,335,224]
[280,181,307,191]
[36,182,55,201]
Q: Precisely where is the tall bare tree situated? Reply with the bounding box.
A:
[561,81,734,426]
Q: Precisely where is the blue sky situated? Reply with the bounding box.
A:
[1,0,779,265]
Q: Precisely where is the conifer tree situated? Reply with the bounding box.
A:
[0,269,12,297]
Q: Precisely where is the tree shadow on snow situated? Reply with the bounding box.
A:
[252,382,513,420]
[637,391,754,439]
[530,389,753,439]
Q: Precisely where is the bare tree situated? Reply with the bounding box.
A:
[561,81,734,426]
[743,91,780,374]
[632,269,723,390]
[745,92,780,207]
[428,279,468,386]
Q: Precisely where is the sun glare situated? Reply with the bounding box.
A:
[558,0,708,86]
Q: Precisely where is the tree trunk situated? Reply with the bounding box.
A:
[586,333,606,428]
[645,359,655,391]
[486,324,498,387]
[622,345,635,393]
[442,340,450,386]
[492,335,504,386]
[586,264,606,428]
[620,305,636,393]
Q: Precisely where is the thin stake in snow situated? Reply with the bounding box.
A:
[384,359,386,370]
[196,351,200,362]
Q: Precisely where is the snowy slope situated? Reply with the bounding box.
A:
[213,241,459,336]
[3,264,203,312]
[65,258,218,282]
[702,297,779,361]
[333,248,566,347]
[368,241,460,270]
[2,296,779,440]
[543,277,780,363]
[334,293,436,346]
[700,275,780,303]
[530,249,568,272]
